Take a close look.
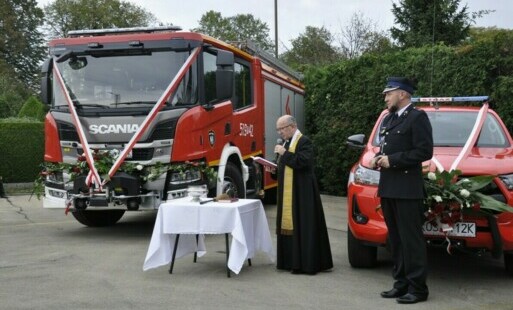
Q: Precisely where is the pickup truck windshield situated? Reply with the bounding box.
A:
[53,50,198,109]
[373,111,509,147]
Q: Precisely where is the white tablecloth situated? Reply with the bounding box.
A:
[143,197,275,274]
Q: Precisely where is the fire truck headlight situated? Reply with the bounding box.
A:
[499,174,513,190]
[169,169,201,185]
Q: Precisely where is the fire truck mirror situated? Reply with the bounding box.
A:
[55,50,74,63]
[40,58,53,105]
[216,50,234,67]
[216,50,234,101]
[69,57,87,70]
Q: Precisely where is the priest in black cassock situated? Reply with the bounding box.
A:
[273,115,333,275]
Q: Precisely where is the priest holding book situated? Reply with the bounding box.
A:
[272,115,333,275]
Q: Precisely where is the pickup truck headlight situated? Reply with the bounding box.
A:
[47,172,64,183]
[499,174,513,190]
[354,164,380,186]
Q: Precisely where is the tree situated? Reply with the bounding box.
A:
[390,0,471,47]
[194,10,274,52]
[0,0,46,90]
[18,95,47,121]
[43,0,158,38]
[0,59,30,118]
[338,11,393,59]
[280,26,340,71]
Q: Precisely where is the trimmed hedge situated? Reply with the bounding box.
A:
[18,96,47,121]
[0,119,44,183]
[305,31,513,196]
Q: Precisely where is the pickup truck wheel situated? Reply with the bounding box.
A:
[72,210,125,227]
[221,162,244,198]
[504,251,513,276]
[347,225,377,268]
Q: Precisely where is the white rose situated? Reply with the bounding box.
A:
[433,195,443,203]
[136,164,143,171]
[109,149,120,158]
[460,189,470,198]
[427,172,436,181]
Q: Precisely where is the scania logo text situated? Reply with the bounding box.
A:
[89,124,140,134]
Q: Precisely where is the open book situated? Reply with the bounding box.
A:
[251,156,277,168]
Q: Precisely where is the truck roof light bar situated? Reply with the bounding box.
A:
[68,25,182,38]
[412,96,489,103]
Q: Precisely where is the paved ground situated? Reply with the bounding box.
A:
[1,194,513,309]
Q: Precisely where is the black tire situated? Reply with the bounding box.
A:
[221,162,245,198]
[347,225,378,268]
[71,210,125,227]
[504,251,513,276]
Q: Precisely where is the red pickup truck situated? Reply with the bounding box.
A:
[346,96,513,275]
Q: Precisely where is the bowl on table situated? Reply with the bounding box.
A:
[187,185,208,202]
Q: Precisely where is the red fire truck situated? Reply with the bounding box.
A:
[39,26,305,226]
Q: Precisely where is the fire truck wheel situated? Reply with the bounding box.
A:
[71,210,125,227]
[222,162,244,198]
[347,225,378,268]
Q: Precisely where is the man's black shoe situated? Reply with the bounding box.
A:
[396,293,427,304]
[380,288,407,298]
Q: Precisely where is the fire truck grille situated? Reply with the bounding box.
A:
[56,119,176,143]
[77,148,155,161]
[143,119,177,142]
[57,122,79,141]
[129,148,155,161]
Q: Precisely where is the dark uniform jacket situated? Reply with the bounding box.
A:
[377,104,434,199]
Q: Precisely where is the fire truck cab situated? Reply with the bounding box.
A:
[40,26,305,226]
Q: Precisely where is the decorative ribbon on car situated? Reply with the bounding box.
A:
[449,103,488,172]
[105,47,201,183]
[53,61,103,190]
[430,156,444,173]
[431,102,489,173]
[428,102,489,254]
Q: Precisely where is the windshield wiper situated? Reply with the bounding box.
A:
[75,103,110,109]
[52,105,69,110]
[111,101,157,105]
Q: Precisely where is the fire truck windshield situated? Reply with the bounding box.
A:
[53,50,198,109]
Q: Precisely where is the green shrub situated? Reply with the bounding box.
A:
[18,96,47,121]
[305,32,513,196]
[0,119,44,183]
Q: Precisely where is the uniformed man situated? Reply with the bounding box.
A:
[370,77,433,304]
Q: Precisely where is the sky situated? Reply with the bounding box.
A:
[36,0,512,54]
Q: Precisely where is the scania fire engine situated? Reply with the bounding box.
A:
[40,26,305,226]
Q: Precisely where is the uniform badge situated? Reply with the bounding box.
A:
[380,127,387,136]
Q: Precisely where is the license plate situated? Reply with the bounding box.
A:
[422,221,476,237]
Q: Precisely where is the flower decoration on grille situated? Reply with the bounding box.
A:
[34,149,217,198]
[424,169,513,234]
